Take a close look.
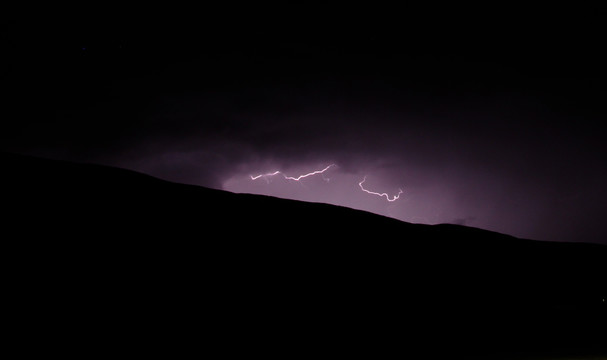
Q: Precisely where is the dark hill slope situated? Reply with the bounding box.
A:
[2,153,605,358]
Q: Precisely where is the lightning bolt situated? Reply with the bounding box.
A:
[250,164,403,202]
[358,176,403,202]
[250,164,336,182]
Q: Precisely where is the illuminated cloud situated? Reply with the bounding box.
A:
[3,18,605,244]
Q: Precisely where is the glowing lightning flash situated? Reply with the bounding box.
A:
[250,171,281,181]
[358,176,403,202]
[250,164,403,202]
[250,164,335,182]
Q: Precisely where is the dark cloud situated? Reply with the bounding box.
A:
[2,12,606,243]
[84,69,604,245]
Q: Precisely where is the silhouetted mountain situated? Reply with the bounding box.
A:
[3,152,605,358]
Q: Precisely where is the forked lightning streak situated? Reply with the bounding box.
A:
[250,164,403,202]
[358,176,403,202]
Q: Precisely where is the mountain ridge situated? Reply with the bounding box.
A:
[2,152,606,358]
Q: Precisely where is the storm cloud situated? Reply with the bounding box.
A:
[91,58,605,243]
[2,14,606,243]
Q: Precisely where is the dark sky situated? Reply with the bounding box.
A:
[2,5,606,243]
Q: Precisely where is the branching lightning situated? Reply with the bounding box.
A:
[358,176,403,202]
[250,164,335,182]
[250,164,403,202]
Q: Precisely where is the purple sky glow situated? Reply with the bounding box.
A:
[2,9,606,244]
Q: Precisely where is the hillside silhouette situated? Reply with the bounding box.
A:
[3,152,605,358]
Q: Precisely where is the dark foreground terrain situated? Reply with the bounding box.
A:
[3,153,606,358]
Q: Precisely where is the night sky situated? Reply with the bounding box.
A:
[2,5,606,243]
